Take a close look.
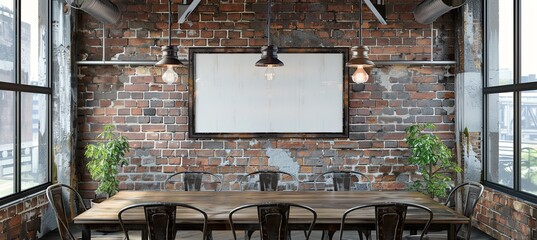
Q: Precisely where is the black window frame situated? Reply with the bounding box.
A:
[0,0,52,206]
[484,0,537,203]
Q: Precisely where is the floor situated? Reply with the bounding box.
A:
[40,227,496,240]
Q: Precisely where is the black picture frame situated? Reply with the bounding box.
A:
[188,47,349,139]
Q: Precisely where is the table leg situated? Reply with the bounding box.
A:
[81,225,91,240]
[142,228,148,240]
[447,224,456,240]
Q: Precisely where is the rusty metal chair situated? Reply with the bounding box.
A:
[407,182,484,240]
[164,171,223,191]
[118,202,208,240]
[229,202,317,240]
[420,182,484,240]
[239,171,300,239]
[164,171,221,240]
[314,170,372,191]
[443,182,484,240]
[314,170,372,240]
[340,202,433,240]
[46,183,122,240]
[239,170,299,191]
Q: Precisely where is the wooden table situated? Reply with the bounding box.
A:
[74,191,469,240]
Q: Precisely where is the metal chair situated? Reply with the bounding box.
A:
[229,202,317,240]
[314,170,372,191]
[339,202,433,240]
[164,171,223,191]
[314,170,372,240]
[443,181,484,240]
[46,183,122,240]
[118,202,208,240]
[239,170,299,191]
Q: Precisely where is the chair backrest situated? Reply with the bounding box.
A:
[46,183,88,240]
[339,202,433,240]
[444,181,484,239]
[118,202,208,240]
[229,202,317,240]
[239,170,299,191]
[164,171,223,191]
[313,170,371,191]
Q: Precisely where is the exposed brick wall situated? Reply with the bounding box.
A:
[75,0,456,198]
[463,131,537,239]
[0,193,48,240]
[475,187,537,239]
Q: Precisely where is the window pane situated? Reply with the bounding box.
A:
[487,0,514,86]
[521,0,537,83]
[521,91,537,194]
[0,91,14,197]
[20,0,48,86]
[487,93,514,188]
[0,1,15,83]
[20,92,48,190]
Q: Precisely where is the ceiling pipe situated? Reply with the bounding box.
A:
[363,0,387,25]
[414,0,466,24]
[66,0,121,24]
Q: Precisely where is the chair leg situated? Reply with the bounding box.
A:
[322,230,335,240]
[358,229,370,240]
[206,231,213,240]
[244,230,255,240]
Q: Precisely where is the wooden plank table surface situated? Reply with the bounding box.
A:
[74,191,469,240]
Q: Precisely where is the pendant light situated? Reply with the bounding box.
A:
[255,0,283,81]
[347,0,374,84]
[155,0,184,84]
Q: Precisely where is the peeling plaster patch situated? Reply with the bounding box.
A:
[221,159,230,166]
[377,66,409,91]
[442,106,455,115]
[249,139,259,146]
[118,73,129,83]
[266,148,300,176]
[464,7,474,46]
[135,67,152,76]
[278,30,329,48]
[141,156,156,166]
[463,142,481,182]
[378,72,391,91]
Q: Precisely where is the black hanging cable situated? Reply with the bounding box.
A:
[168,0,173,46]
[267,0,272,46]
[359,0,363,46]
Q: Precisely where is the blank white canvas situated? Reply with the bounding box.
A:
[194,53,344,133]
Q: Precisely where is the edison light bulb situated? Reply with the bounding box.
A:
[351,65,369,84]
[162,65,179,84]
[264,66,276,81]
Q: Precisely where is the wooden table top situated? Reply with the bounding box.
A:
[74,191,469,226]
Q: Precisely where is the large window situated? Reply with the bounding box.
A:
[486,0,537,201]
[0,0,50,205]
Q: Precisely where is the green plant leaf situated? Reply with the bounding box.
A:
[405,124,461,198]
[85,124,130,197]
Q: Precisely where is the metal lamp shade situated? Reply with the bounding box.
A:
[155,46,183,67]
[255,45,284,67]
[346,46,374,68]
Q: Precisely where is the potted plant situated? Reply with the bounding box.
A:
[84,124,130,200]
[405,123,462,198]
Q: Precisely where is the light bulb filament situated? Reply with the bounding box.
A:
[162,65,179,84]
[265,66,276,81]
[351,65,369,84]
